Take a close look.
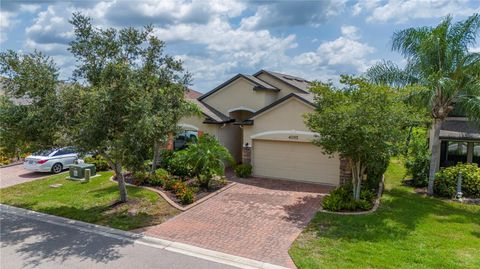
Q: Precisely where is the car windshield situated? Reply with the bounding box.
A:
[33,149,56,157]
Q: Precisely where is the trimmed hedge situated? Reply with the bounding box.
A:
[434,163,480,198]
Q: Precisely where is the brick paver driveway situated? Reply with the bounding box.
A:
[140,177,333,268]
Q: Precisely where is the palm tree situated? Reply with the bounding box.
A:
[367,14,480,195]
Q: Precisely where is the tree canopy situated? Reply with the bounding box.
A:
[0,50,61,156]
[306,76,420,200]
[60,13,194,202]
[367,14,480,195]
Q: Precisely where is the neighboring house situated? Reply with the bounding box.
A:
[181,70,349,186]
[432,112,480,168]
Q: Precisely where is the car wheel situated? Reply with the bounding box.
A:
[51,163,63,174]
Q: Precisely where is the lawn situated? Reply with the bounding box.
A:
[289,159,480,269]
[0,171,179,230]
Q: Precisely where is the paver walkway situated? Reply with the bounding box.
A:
[139,177,332,268]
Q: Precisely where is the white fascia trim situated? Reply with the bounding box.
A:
[250,130,319,139]
[178,123,199,131]
[227,106,256,113]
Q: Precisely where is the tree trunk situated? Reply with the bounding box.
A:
[151,139,161,174]
[100,152,128,203]
[114,163,128,203]
[427,119,443,196]
[351,160,364,201]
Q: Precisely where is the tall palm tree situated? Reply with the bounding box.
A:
[367,14,480,195]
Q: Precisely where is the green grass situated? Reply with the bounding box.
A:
[0,172,179,230]
[289,159,480,269]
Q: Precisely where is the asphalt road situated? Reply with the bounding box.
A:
[0,210,239,269]
[0,164,51,189]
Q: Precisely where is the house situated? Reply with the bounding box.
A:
[181,70,350,186]
[433,112,480,168]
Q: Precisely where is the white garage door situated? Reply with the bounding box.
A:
[252,139,340,185]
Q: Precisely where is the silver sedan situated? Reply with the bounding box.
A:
[24,147,78,174]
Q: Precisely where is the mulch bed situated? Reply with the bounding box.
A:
[115,173,231,207]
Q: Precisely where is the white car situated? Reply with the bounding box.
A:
[24,147,78,174]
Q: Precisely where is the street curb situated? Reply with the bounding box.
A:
[0,204,290,269]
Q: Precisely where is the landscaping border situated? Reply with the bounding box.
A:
[318,175,385,215]
[109,176,236,211]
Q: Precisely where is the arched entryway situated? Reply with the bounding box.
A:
[228,108,255,163]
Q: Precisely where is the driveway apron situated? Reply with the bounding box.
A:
[139,177,332,268]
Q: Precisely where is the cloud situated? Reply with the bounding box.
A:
[240,0,346,29]
[469,46,480,53]
[153,17,297,90]
[26,5,73,46]
[293,25,376,73]
[101,0,246,26]
[354,0,479,23]
[340,25,360,40]
[0,2,40,43]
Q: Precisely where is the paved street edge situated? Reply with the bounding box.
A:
[0,204,290,269]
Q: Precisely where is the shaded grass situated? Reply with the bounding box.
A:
[0,172,179,230]
[289,159,480,269]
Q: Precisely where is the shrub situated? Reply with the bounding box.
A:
[434,163,480,198]
[161,150,194,178]
[404,128,430,187]
[196,173,214,189]
[365,155,389,190]
[132,171,149,185]
[178,134,233,189]
[172,180,187,194]
[177,186,195,204]
[84,155,110,171]
[147,175,164,186]
[322,184,376,212]
[154,168,168,178]
[234,164,252,178]
[164,177,179,191]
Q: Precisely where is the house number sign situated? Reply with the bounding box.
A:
[288,135,299,140]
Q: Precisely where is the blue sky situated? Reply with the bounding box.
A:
[1,0,479,92]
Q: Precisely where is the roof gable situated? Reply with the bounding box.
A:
[198,74,278,101]
[242,93,315,124]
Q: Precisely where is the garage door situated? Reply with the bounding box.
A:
[252,139,340,185]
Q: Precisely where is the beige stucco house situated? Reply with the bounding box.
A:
[180,70,349,186]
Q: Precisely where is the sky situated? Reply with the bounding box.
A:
[1,0,479,93]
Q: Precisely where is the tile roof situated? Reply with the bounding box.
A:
[185,88,203,99]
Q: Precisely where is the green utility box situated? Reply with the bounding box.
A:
[69,163,96,179]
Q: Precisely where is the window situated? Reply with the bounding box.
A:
[474,143,480,165]
[445,141,468,165]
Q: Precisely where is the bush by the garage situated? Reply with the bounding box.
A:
[434,163,480,198]
[322,184,376,212]
[234,164,252,178]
